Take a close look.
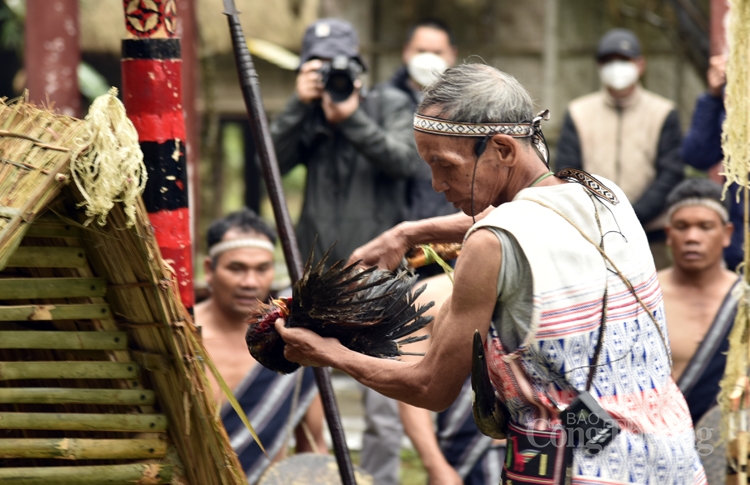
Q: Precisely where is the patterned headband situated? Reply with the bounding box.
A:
[208,238,275,258]
[666,198,729,223]
[413,110,551,166]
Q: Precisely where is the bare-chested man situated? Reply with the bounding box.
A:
[195,208,326,483]
[658,178,739,424]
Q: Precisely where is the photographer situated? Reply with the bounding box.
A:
[271,18,420,264]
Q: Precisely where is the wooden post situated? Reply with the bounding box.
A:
[177,0,201,249]
[24,0,80,118]
[121,0,194,312]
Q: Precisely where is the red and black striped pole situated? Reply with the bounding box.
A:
[120,0,193,311]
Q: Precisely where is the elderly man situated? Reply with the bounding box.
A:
[275,65,705,483]
[195,208,326,483]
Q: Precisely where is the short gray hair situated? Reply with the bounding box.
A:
[419,64,534,124]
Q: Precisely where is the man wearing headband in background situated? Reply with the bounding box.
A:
[659,179,739,425]
[195,209,326,483]
[556,28,684,269]
[275,64,705,483]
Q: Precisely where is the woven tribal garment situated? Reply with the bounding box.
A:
[221,365,317,483]
[467,180,706,485]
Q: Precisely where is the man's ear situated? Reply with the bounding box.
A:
[447,46,458,66]
[723,221,734,248]
[489,134,518,167]
[664,225,672,247]
[635,56,646,77]
[204,256,214,286]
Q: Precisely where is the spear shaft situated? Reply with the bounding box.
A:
[222,3,357,484]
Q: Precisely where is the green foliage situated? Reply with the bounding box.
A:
[0,0,24,57]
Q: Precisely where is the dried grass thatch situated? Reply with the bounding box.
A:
[0,98,247,484]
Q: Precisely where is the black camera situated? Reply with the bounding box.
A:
[319,55,362,102]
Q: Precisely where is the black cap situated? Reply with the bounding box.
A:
[596,28,641,61]
[299,18,367,70]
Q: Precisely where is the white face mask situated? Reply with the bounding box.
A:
[407,52,448,88]
[599,60,639,91]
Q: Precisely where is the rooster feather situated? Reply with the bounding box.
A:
[245,245,435,374]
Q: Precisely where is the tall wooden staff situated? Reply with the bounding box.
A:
[120,0,194,312]
[222,2,357,483]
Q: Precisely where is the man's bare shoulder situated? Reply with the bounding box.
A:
[452,228,502,309]
[657,267,673,292]
[193,300,211,326]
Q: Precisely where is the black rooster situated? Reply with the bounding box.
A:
[245,246,435,374]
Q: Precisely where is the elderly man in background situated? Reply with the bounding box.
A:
[276,64,705,483]
[556,28,684,268]
[195,209,326,484]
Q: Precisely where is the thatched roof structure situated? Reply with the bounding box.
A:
[80,0,319,54]
[0,99,247,484]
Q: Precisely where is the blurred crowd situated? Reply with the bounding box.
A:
[195,15,739,485]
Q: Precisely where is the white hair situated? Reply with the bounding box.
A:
[418,64,535,124]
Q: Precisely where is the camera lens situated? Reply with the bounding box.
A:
[320,55,359,102]
[326,73,355,102]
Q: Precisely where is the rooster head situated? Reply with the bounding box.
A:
[245,297,300,374]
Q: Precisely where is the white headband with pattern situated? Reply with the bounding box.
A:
[667,198,729,223]
[208,238,275,258]
[413,110,551,165]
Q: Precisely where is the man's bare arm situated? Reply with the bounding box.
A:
[277,228,501,411]
[349,207,495,270]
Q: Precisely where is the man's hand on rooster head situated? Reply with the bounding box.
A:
[274,318,343,368]
[348,224,410,271]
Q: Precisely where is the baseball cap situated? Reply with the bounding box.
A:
[299,18,367,70]
[596,28,641,61]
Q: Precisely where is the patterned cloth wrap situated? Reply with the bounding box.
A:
[221,365,317,484]
[467,177,706,484]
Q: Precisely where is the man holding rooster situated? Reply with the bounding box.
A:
[275,64,706,484]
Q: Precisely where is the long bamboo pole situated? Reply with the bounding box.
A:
[0,438,167,460]
[0,412,167,432]
[0,304,110,321]
[0,361,138,380]
[0,388,155,405]
[0,331,127,350]
[222,2,356,483]
[0,463,172,484]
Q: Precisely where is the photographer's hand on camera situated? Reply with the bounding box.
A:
[321,79,361,124]
[295,60,324,104]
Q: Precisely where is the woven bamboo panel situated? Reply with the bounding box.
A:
[0,100,246,484]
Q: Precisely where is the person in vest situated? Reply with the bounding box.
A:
[556,28,684,269]
[274,64,706,484]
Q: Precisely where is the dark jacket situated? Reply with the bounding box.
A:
[556,88,684,228]
[271,86,420,263]
[681,93,744,270]
[388,66,457,221]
